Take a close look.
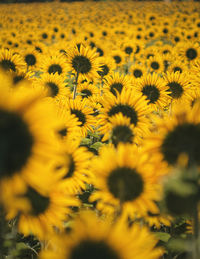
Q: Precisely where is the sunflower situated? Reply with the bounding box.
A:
[97,56,115,79]
[39,211,162,259]
[21,47,40,71]
[110,49,125,68]
[0,83,64,211]
[101,113,141,146]
[144,103,200,170]
[168,59,188,74]
[55,104,81,143]
[40,51,68,77]
[16,179,79,239]
[163,72,192,104]
[135,73,171,111]
[97,89,150,139]
[90,144,162,217]
[33,72,70,100]
[66,44,102,82]
[122,39,136,57]
[0,48,26,73]
[147,55,164,74]
[177,41,200,64]
[54,140,94,194]
[58,97,96,138]
[77,82,100,100]
[103,73,133,96]
[130,63,145,79]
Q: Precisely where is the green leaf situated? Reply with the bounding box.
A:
[90,142,103,150]
[16,242,28,250]
[81,138,92,145]
[154,232,171,243]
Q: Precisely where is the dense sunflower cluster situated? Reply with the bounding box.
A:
[1,1,200,259]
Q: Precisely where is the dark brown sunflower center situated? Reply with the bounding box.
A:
[71,109,86,126]
[97,65,109,77]
[13,74,25,85]
[72,55,92,74]
[97,48,104,57]
[173,67,182,73]
[151,62,159,70]
[0,110,33,179]
[69,240,120,259]
[48,64,62,75]
[107,167,144,202]
[161,123,200,166]
[186,48,197,60]
[0,59,16,72]
[133,69,142,78]
[125,46,133,54]
[25,186,50,216]
[46,82,59,97]
[63,155,75,179]
[113,55,121,64]
[111,125,134,147]
[25,54,36,66]
[167,81,183,99]
[110,83,123,96]
[108,104,138,126]
[142,85,160,104]
[58,127,68,137]
[81,89,92,98]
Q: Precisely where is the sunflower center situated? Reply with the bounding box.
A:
[69,240,120,259]
[173,67,182,73]
[161,123,200,166]
[63,155,75,179]
[97,65,109,77]
[108,104,138,126]
[25,186,50,216]
[151,62,159,70]
[58,127,67,137]
[142,85,160,104]
[48,64,62,75]
[107,167,144,202]
[111,125,134,147]
[0,110,33,179]
[71,109,86,126]
[125,47,133,55]
[13,75,25,85]
[25,54,36,66]
[133,69,142,78]
[81,89,92,98]
[0,59,16,72]
[110,83,123,96]
[186,48,197,60]
[167,81,183,99]
[113,55,121,64]
[72,55,91,74]
[46,82,59,97]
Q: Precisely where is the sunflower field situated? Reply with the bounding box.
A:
[1,1,200,259]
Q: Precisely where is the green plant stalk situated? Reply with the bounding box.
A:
[73,71,79,100]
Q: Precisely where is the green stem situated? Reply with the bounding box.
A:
[193,203,199,259]
[73,71,79,100]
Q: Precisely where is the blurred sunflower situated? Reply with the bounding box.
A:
[177,41,200,64]
[33,72,70,100]
[130,63,145,79]
[144,103,200,169]
[54,140,93,194]
[40,52,68,77]
[147,55,164,74]
[39,211,162,259]
[59,97,96,138]
[0,48,26,73]
[0,83,64,213]
[163,72,192,104]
